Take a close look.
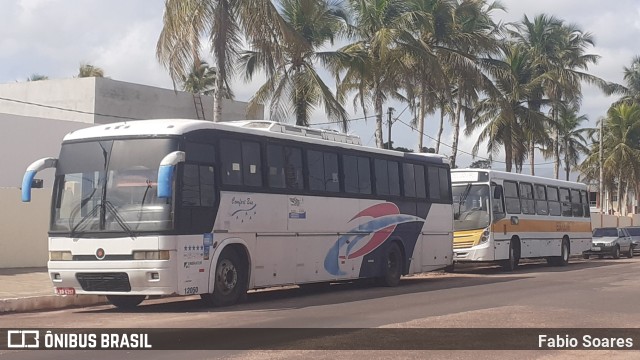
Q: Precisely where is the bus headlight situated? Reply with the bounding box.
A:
[479,228,491,244]
[49,251,73,261]
[132,250,170,260]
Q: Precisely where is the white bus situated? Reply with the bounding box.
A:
[451,169,592,270]
[22,119,453,309]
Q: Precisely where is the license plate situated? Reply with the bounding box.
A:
[591,246,601,251]
[55,287,75,295]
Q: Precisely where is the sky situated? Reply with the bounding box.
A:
[1,0,638,177]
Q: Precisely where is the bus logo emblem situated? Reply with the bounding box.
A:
[95,248,106,260]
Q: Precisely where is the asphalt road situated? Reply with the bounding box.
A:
[2,257,640,359]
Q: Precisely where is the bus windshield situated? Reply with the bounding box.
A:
[51,138,179,235]
[452,184,491,231]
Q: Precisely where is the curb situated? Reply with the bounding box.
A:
[0,295,108,314]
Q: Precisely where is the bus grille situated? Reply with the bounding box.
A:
[453,241,476,249]
[76,273,131,292]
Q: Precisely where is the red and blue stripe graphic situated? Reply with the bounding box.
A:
[324,203,425,276]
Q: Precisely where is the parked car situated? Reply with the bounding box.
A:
[624,226,640,254]
[583,227,633,259]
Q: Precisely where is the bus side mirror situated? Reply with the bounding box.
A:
[22,157,57,202]
[157,151,185,199]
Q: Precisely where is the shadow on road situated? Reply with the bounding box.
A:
[79,272,529,315]
[452,256,637,275]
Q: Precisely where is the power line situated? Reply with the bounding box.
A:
[310,115,371,126]
[0,96,144,121]
[393,117,556,166]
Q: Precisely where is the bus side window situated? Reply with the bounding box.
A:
[492,185,506,220]
[503,181,521,214]
[581,190,590,218]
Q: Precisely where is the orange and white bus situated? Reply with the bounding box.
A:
[451,169,592,270]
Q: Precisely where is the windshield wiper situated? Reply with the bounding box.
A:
[454,184,472,220]
[104,201,136,240]
[70,202,101,237]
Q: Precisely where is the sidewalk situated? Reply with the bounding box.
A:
[0,267,106,313]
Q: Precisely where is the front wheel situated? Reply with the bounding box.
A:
[500,239,519,272]
[201,247,247,307]
[106,295,146,310]
[378,242,403,287]
[612,245,620,259]
[627,246,634,258]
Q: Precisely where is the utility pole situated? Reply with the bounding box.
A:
[387,107,395,150]
[599,118,604,215]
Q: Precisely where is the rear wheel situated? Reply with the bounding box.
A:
[548,238,570,266]
[106,295,146,310]
[201,247,247,307]
[500,239,519,272]
[378,242,403,287]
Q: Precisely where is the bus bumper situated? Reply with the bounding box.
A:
[453,242,494,262]
[48,260,178,296]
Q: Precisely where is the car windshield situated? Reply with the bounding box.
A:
[592,228,618,237]
[452,184,491,231]
[51,138,179,235]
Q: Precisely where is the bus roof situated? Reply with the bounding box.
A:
[451,168,587,188]
[62,119,448,164]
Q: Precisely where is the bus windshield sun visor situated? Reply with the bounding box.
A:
[22,157,58,202]
[157,151,185,198]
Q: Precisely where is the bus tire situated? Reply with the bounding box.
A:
[202,247,247,307]
[106,295,145,310]
[378,242,403,287]
[500,239,519,272]
[548,238,570,266]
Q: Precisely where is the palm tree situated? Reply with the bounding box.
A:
[513,15,604,177]
[555,104,590,180]
[621,55,640,104]
[446,0,504,168]
[78,63,104,78]
[239,0,349,129]
[27,74,48,81]
[468,43,549,172]
[334,0,413,148]
[180,59,218,96]
[601,103,640,214]
[157,0,301,122]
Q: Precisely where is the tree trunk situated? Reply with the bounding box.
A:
[436,105,445,154]
[375,91,384,149]
[623,182,629,215]
[450,89,463,169]
[529,140,535,175]
[417,92,426,152]
[213,70,223,122]
[565,140,570,181]
[504,125,513,172]
[617,170,623,215]
[553,108,560,179]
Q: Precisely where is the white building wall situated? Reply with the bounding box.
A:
[0,78,96,123]
[0,113,88,188]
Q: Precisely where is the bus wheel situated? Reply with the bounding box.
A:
[548,238,570,266]
[500,239,519,272]
[612,246,620,259]
[378,242,403,287]
[106,295,146,310]
[202,247,247,307]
